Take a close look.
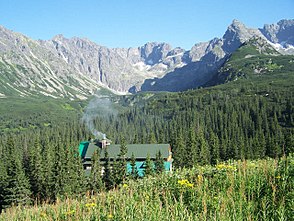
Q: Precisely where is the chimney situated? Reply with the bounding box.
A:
[101,135,107,148]
[101,134,111,148]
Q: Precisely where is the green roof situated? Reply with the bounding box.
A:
[84,143,170,160]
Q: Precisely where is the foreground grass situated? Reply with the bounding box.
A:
[1,156,293,221]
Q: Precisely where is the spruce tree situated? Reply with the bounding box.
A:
[148,132,157,144]
[41,137,55,201]
[209,130,220,165]
[144,154,153,176]
[89,150,103,193]
[155,151,165,174]
[199,130,210,165]
[174,132,186,168]
[186,127,198,167]
[3,136,31,208]
[27,137,45,201]
[130,153,139,179]
[52,136,67,199]
[0,159,8,212]
[103,148,114,190]
[115,137,128,185]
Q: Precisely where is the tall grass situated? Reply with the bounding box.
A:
[1,155,293,221]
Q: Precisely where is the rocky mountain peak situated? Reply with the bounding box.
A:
[277,19,294,28]
[222,19,263,53]
[230,19,246,30]
[140,42,173,64]
[52,34,65,41]
[261,19,294,45]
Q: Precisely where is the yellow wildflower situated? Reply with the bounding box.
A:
[123,183,128,188]
[178,179,194,188]
[186,183,194,188]
[85,203,97,208]
[178,179,189,185]
[216,164,226,170]
[40,212,47,217]
[108,214,114,219]
[275,176,281,179]
[65,210,75,215]
[216,164,236,171]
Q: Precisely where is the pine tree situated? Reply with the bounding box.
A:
[155,151,165,174]
[89,150,103,193]
[41,137,55,201]
[209,130,220,165]
[27,137,45,201]
[186,127,199,167]
[0,159,8,212]
[148,132,157,144]
[174,132,186,168]
[144,154,154,176]
[3,136,31,208]
[130,153,139,179]
[116,137,128,185]
[66,144,86,195]
[52,136,68,199]
[103,148,114,190]
[133,134,139,144]
[199,130,210,165]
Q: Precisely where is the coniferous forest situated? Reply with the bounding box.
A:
[0,50,293,219]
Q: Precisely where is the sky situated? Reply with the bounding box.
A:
[0,0,293,49]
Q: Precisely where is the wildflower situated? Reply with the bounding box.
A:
[65,210,75,216]
[40,212,47,217]
[275,176,281,179]
[108,214,114,219]
[123,183,128,188]
[178,179,189,185]
[197,174,203,182]
[178,179,194,188]
[216,164,236,171]
[85,202,97,208]
[186,183,194,188]
[216,164,226,170]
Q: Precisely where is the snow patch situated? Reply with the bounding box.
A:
[245,55,256,58]
[166,52,184,59]
[75,94,88,100]
[133,62,151,71]
[175,62,186,68]
[285,45,294,51]
[39,91,58,98]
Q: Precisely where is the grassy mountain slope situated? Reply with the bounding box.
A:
[207,37,294,86]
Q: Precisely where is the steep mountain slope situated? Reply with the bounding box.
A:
[208,37,294,86]
[0,19,293,97]
[0,26,104,99]
[140,19,293,92]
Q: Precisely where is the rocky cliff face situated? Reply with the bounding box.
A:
[261,19,294,45]
[0,19,293,98]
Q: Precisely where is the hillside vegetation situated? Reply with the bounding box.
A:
[1,156,293,221]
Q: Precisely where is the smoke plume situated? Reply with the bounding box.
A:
[82,94,118,138]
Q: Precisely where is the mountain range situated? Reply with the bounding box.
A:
[0,19,293,99]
